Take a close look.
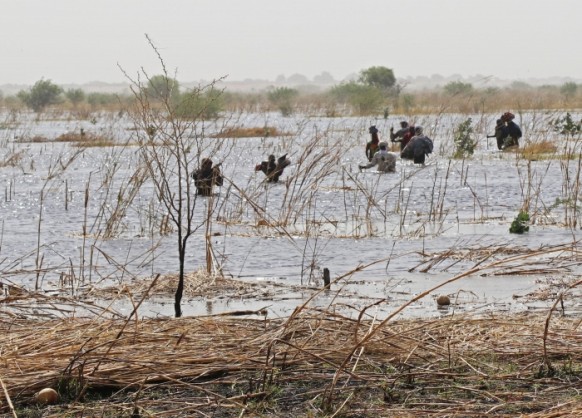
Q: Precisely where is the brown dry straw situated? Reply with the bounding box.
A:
[2,259,582,416]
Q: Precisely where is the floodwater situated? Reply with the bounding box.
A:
[1,110,582,320]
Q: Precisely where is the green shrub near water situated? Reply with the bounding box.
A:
[174,88,223,119]
[550,112,582,136]
[453,118,476,158]
[509,211,530,234]
[267,87,299,116]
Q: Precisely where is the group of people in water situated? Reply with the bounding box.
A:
[193,113,521,195]
[360,121,434,173]
[192,153,291,196]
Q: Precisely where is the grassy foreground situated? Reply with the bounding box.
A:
[1,296,581,417]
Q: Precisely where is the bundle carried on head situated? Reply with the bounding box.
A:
[501,112,515,122]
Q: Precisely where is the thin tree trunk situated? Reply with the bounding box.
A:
[175,247,186,317]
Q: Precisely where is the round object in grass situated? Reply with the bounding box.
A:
[35,388,58,405]
[436,295,451,306]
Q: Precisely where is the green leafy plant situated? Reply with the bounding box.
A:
[453,118,476,158]
[509,211,530,234]
[550,112,582,136]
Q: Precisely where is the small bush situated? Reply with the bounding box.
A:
[55,132,117,147]
[453,118,476,158]
[174,88,223,119]
[520,140,557,160]
[267,87,298,116]
[509,211,530,234]
[550,112,582,136]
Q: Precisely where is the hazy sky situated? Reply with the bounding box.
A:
[1,0,581,85]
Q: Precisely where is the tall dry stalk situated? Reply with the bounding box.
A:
[34,147,85,290]
[557,124,582,228]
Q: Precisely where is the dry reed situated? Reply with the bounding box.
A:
[211,126,290,138]
[1,277,581,417]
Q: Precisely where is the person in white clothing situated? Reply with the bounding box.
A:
[358,142,397,173]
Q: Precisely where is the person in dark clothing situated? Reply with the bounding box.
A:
[192,158,223,196]
[488,119,509,150]
[400,125,416,150]
[401,126,434,165]
[365,125,380,161]
[255,154,291,183]
[390,120,410,150]
[493,112,522,149]
[505,119,522,148]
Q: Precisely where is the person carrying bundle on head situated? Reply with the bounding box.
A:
[401,126,433,166]
[502,112,522,148]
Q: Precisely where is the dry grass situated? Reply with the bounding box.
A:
[1,274,581,417]
[15,132,119,147]
[0,149,26,167]
[55,132,117,147]
[520,140,559,160]
[212,126,291,138]
[15,135,50,143]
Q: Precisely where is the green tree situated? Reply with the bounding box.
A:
[560,82,578,99]
[175,87,224,119]
[18,79,63,112]
[359,66,396,91]
[87,92,119,108]
[330,81,384,115]
[510,81,532,90]
[443,81,473,96]
[145,74,181,103]
[267,87,298,116]
[65,88,86,107]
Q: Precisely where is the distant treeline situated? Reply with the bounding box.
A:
[1,67,581,117]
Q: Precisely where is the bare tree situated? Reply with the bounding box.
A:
[121,35,228,317]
